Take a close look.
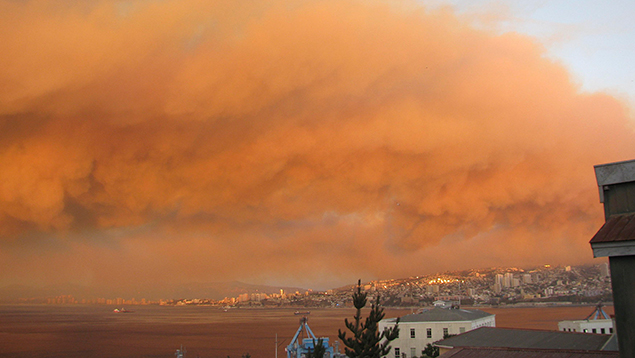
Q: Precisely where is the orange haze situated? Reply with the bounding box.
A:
[0,0,633,294]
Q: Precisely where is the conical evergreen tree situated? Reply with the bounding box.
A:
[338,280,399,358]
[307,338,326,358]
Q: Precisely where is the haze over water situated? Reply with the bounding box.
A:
[0,305,613,358]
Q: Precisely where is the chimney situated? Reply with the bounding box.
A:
[590,158,635,358]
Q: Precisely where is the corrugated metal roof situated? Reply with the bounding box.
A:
[398,307,493,322]
[590,213,635,243]
[440,347,619,358]
[435,327,613,351]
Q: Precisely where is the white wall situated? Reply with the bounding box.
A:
[379,315,495,358]
[558,319,613,334]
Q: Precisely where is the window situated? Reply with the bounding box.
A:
[583,329,588,333]
[410,328,415,338]
[459,327,465,334]
[601,328,606,334]
[394,348,400,358]
[443,328,449,337]
[610,328,614,334]
[426,328,432,338]
[592,328,597,333]
[410,348,416,358]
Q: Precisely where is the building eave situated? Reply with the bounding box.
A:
[591,241,635,258]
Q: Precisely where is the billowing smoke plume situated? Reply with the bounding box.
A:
[0,0,633,292]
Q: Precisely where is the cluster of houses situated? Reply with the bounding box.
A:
[378,300,615,358]
[375,158,635,358]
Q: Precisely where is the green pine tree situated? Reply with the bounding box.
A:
[338,280,399,358]
[307,338,326,358]
[421,343,439,358]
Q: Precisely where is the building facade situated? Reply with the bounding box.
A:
[378,307,495,358]
[558,303,614,335]
[590,159,635,358]
[558,319,613,335]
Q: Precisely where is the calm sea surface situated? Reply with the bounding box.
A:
[0,304,613,358]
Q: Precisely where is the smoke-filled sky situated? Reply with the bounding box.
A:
[1,0,634,295]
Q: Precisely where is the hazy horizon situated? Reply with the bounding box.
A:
[1,0,633,295]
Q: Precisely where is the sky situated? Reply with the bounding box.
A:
[1,0,635,296]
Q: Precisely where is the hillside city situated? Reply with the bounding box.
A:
[34,263,612,308]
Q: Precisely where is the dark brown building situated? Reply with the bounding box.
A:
[590,159,635,358]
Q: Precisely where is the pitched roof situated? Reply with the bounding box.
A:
[440,347,619,358]
[397,307,493,323]
[590,213,635,244]
[435,327,614,351]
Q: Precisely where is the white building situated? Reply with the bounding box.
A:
[503,273,514,288]
[558,304,614,335]
[522,274,532,284]
[378,307,495,358]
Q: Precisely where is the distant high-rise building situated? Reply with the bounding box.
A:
[522,274,532,284]
[495,274,503,288]
[600,263,610,278]
[503,273,513,288]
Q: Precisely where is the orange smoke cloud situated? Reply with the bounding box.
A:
[0,0,632,292]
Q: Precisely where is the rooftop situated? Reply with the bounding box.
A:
[595,159,635,187]
[435,327,615,351]
[590,213,635,244]
[439,347,619,358]
[385,307,493,323]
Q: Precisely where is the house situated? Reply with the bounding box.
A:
[590,158,635,357]
[558,303,614,335]
[378,307,494,358]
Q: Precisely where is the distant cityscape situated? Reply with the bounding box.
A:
[6,263,612,308]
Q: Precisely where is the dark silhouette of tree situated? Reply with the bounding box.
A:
[338,280,399,358]
[421,343,439,358]
[307,338,326,358]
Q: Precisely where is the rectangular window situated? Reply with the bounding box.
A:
[592,328,597,333]
[410,348,416,357]
[426,328,432,338]
[410,328,415,338]
[601,328,606,334]
[610,328,614,334]
[443,328,449,337]
[394,348,400,358]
